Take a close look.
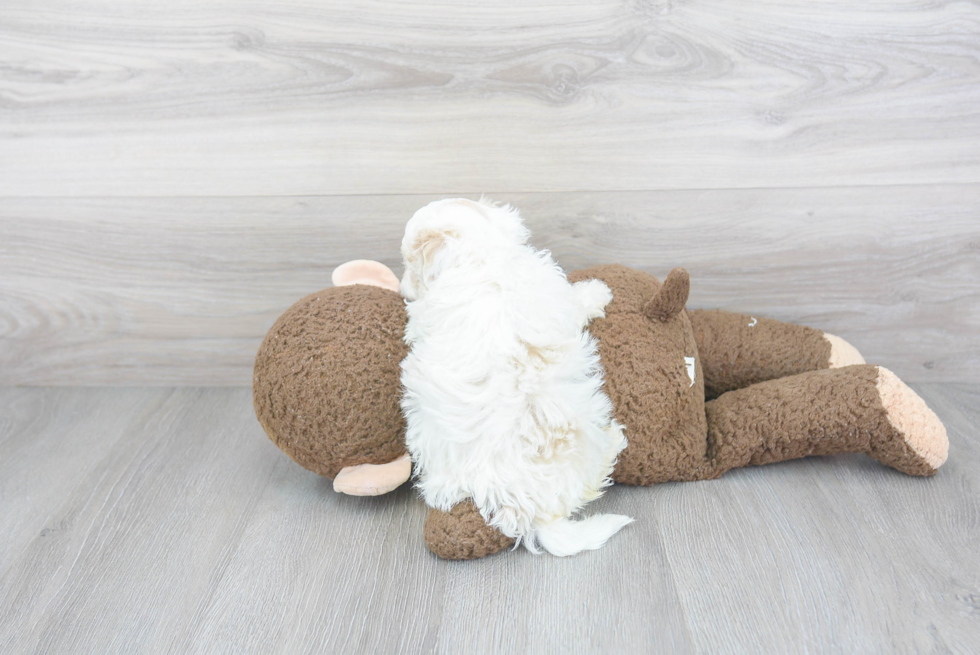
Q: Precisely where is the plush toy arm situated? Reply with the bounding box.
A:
[424,501,515,560]
[688,309,864,398]
[700,365,948,480]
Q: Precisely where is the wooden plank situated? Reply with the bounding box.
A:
[0,388,284,654]
[1,186,977,385]
[1,0,978,196]
[1,386,977,652]
[657,382,980,653]
[432,487,696,654]
[177,459,448,654]
[0,387,169,569]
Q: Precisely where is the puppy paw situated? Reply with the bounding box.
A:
[573,279,613,321]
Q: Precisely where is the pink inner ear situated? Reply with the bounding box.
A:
[333,454,412,496]
[331,260,400,292]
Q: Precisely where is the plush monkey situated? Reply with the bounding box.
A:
[253,260,948,560]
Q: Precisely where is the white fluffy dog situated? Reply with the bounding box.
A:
[399,198,631,557]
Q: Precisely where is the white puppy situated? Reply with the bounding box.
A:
[399,198,631,557]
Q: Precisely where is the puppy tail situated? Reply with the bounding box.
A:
[531,514,633,557]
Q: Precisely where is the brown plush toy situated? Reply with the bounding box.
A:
[253,260,949,560]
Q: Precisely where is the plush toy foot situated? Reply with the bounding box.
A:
[702,365,949,481]
[873,366,948,475]
[424,501,515,560]
[824,333,866,368]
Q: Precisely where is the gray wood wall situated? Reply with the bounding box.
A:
[1,0,978,385]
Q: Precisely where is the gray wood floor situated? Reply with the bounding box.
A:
[0,385,977,654]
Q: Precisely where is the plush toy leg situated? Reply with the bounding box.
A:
[701,365,948,479]
[423,501,515,560]
[688,309,865,398]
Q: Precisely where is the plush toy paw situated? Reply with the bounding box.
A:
[874,366,949,475]
[824,333,866,368]
[423,501,515,560]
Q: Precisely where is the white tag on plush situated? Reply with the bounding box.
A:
[684,357,696,387]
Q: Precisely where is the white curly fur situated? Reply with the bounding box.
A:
[399,198,631,556]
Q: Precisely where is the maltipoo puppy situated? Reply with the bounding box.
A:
[399,198,631,556]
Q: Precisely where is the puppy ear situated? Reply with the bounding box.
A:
[407,228,457,288]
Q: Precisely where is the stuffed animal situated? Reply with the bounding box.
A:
[253,259,948,560]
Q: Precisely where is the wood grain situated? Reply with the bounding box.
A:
[0,388,284,654]
[1,186,977,385]
[0,387,168,568]
[2,2,976,651]
[0,386,976,653]
[1,0,978,196]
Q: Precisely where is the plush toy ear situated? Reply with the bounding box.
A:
[333,454,412,496]
[644,267,690,321]
[331,260,400,292]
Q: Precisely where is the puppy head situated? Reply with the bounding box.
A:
[400,198,530,299]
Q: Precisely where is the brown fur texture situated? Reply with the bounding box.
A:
[568,265,708,485]
[689,309,832,399]
[703,364,937,479]
[253,284,408,478]
[424,501,516,560]
[644,267,690,322]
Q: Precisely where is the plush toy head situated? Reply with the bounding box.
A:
[252,261,412,495]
